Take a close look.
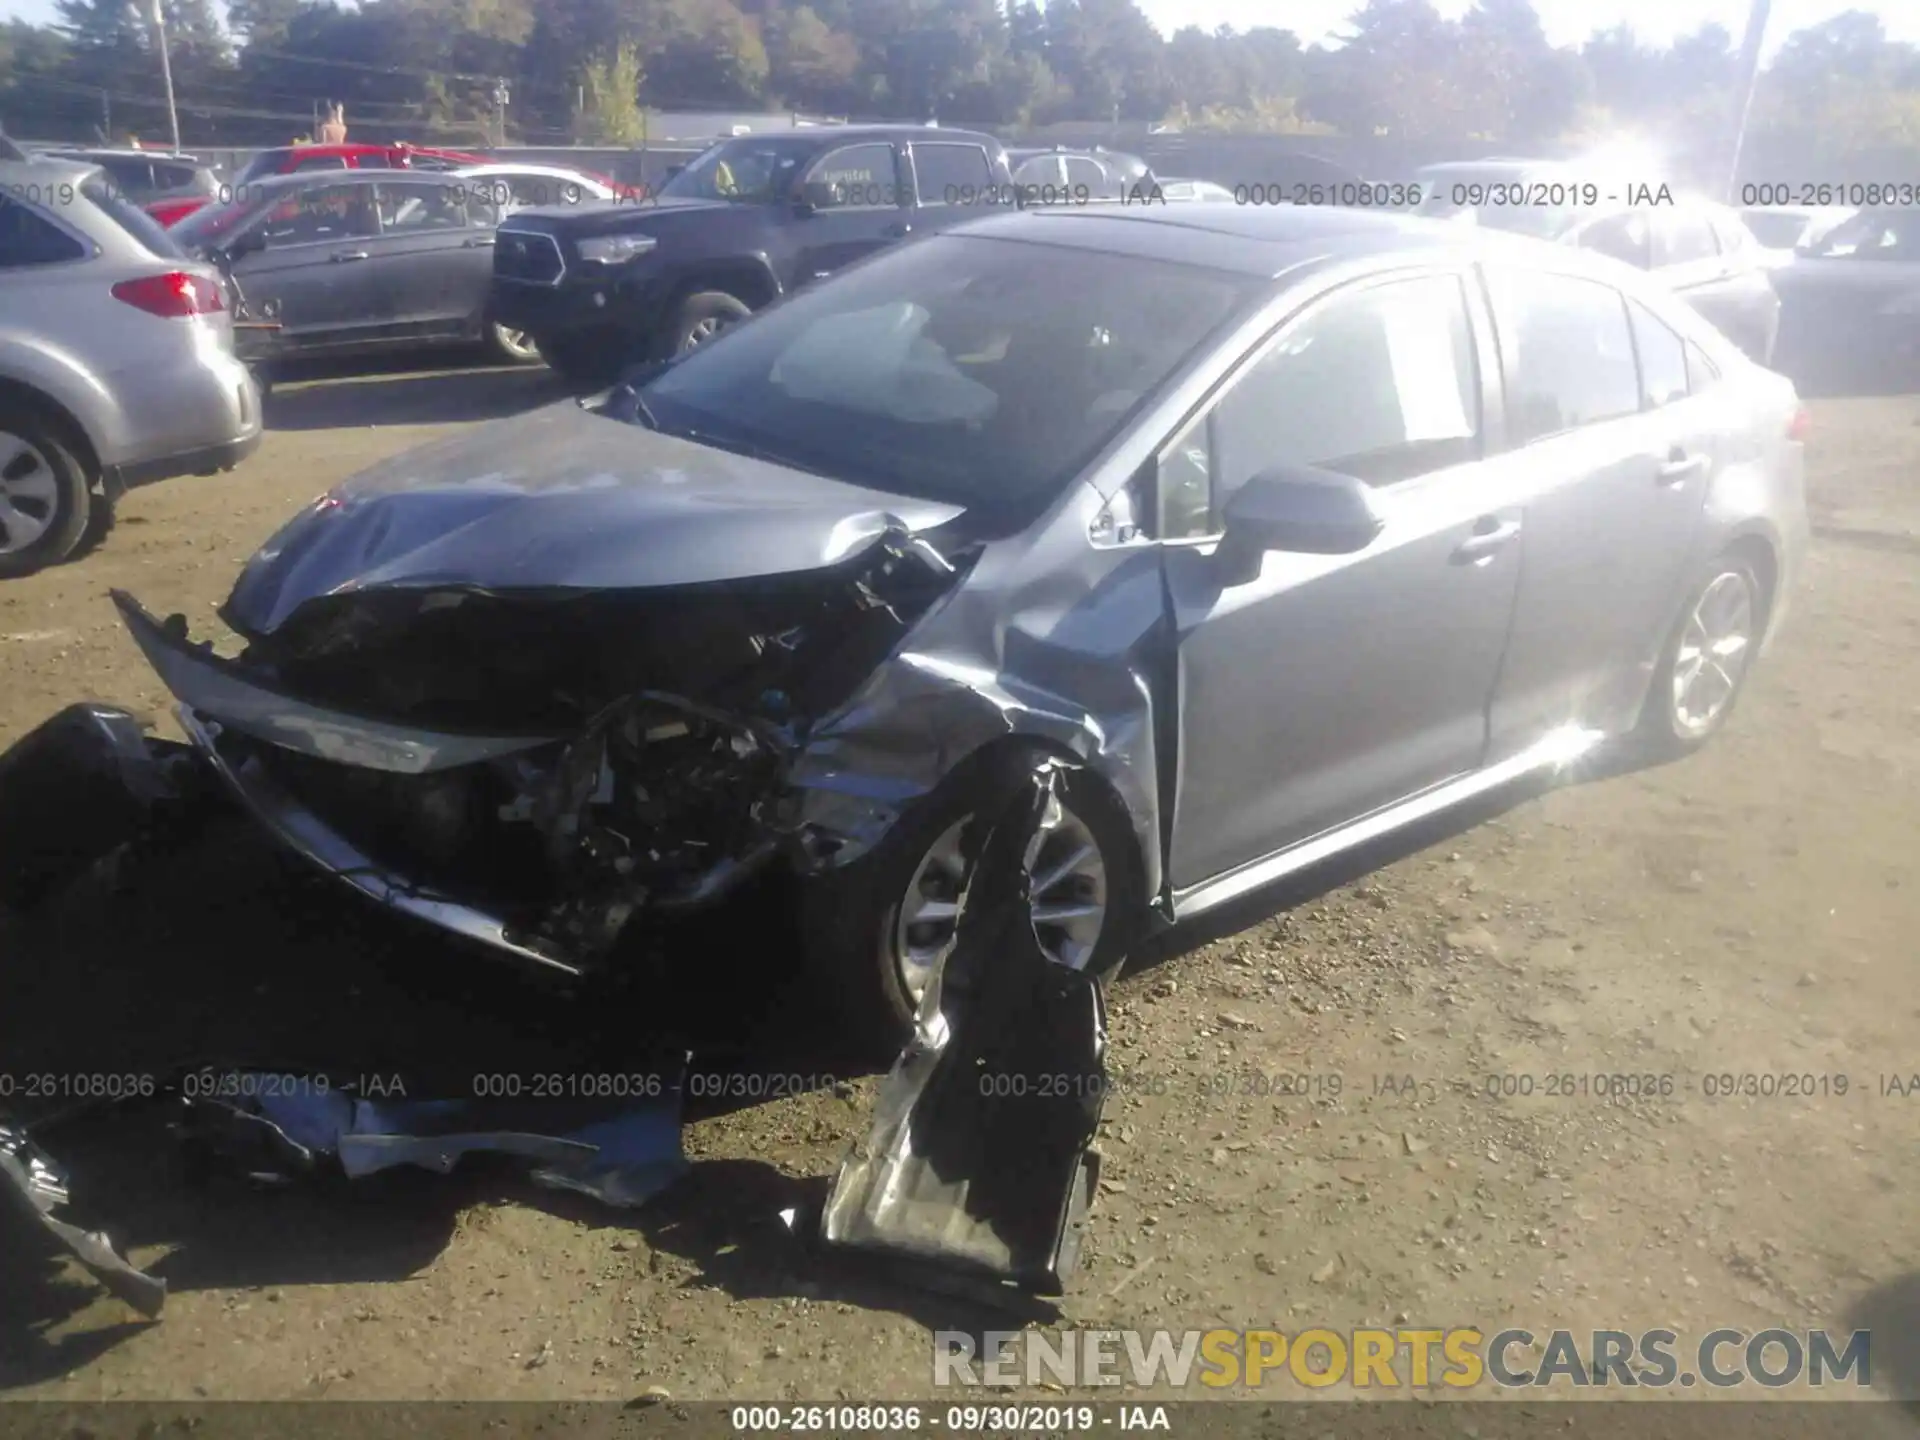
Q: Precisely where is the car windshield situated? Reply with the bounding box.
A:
[656,138,815,203]
[635,233,1261,525]
[82,174,184,257]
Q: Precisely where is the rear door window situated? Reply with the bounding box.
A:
[1485,267,1640,443]
[911,142,995,206]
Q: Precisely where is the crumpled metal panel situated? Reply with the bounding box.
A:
[177,1062,690,1210]
[0,1122,167,1318]
[789,492,1169,905]
[820,758,1106,1294]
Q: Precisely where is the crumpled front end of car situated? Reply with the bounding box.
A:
[110,523,964,976]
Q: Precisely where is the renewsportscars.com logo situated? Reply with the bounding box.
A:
[933,1328,1872,1391]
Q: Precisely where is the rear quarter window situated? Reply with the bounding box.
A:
[80,176,185,259]
[0,197,88,266]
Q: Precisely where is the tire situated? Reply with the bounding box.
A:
[665,290,752,356]
[0,411,94,580]
[800,744,1142,1059]
[484,320,543,366]
[1633,551,1765,759]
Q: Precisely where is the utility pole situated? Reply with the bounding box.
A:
[135,0,182,152]
[1725,0,1772,202]
[491,79,510,149]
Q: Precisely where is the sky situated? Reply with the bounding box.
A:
[1132,0,1916,52]
[0,0,1911,53]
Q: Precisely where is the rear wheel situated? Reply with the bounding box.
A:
[0,413,94,579]
[484,320,543,365]
[1634,552,1764,758]
[666,290,752,356]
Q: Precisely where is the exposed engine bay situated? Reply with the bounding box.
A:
[119,526,965,973]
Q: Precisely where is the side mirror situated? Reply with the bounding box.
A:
[1222,465,1384,556]
[224,229,268,259]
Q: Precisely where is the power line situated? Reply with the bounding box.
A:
[239,45,502,84]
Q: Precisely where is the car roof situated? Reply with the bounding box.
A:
[1417,159,1567,177]
[45,146,203,163]
[0,155,99,186]
[715,124,999,147]
[950,202,1647,282]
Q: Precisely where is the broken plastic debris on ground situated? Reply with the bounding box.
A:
[820,756,1111,1298]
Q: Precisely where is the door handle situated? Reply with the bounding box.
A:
[1657,452,1709,485]
[329,249,369,263]
[463,236,496,248]
[1452,516,1522,564]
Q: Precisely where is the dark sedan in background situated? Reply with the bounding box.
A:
[171,168,549,367]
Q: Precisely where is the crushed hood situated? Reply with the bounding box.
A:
[226,401,964,636]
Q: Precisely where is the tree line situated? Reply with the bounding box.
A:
[2,0,1916,159]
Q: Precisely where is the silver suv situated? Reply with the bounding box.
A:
[0,155,262,577]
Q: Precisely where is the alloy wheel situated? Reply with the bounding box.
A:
[893,793,1109,1008]
[1671,569,1756,738]
[682,316,730,350]
[0,431,59,557]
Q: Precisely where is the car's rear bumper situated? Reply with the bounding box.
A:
[112,429,262,491]
[100,342,263,487]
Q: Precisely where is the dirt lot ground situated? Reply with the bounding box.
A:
[2,356,1918,1408]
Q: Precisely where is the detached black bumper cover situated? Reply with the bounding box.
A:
[821,759,1106,1295]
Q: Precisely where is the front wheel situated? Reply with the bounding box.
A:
[485,320,543,365]
[800,747,1141,1058]
[1634,552,1765,758]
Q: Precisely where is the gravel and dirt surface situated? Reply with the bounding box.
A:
[2,358,1918,1407]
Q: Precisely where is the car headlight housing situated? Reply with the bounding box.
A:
[576,233,657,265]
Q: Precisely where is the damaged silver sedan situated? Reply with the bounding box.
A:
[106,205,1809,1048]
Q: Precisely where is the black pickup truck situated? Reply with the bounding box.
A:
[489,125,1021,384]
